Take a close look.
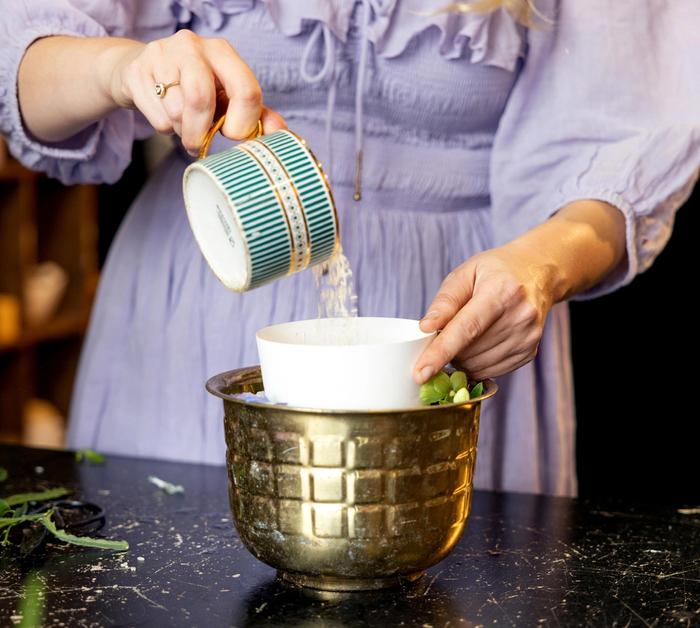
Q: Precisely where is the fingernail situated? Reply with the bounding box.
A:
[421,311,439,322]
[418,365,434,383]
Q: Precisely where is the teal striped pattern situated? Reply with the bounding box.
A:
[199,130,337,291]
[201,140,293,290]
[260,131,338,267]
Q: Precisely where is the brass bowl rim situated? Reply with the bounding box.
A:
[206,365,498,415]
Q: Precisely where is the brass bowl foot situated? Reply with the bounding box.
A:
[278,571,425,592]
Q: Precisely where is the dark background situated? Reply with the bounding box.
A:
[571,184,698,503]
[101,145,698,503]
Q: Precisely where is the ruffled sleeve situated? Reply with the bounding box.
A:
[490,0,700,299]
[0,0,176,185]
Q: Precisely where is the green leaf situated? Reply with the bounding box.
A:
[0,513,47,547]
[0,513,47,527]
[470,382,484,398]
[75,449,105,464]
[3,487,71,507]
[420,382,444,405]
[17,571,45,628]
[453,387,470,404]
[450,371,467,392]
[0,467,7,482]
[0,510,128,551]
[0,500,8,517]
[40,511,128,551]
[432,372,452,396]
[420,371,460,405]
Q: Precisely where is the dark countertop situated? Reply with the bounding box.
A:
[1,445,698,627]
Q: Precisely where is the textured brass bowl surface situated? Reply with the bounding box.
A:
[207,366,497,592]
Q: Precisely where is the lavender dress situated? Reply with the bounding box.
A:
[2,1,699,496]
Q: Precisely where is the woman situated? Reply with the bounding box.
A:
[1,1,698,495]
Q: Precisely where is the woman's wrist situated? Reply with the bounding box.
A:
[505,199,627,303]
[496,237,566,307]
[95,37,146,110]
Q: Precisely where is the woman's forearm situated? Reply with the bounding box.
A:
[505,199,628,303]
[18,35,143,143]
[17,31,285,151]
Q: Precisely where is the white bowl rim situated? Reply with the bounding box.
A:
[256,316,434,348]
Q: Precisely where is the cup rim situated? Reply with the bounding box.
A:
[182,160,253,292]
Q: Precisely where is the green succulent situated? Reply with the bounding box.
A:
[450,371,467,392]
[420,370,484,406]
[419,371,451,404]
[453,387,470,404]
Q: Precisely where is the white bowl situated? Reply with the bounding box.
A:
[256,317,436,410]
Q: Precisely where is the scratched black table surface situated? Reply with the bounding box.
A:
[0,445,698,627]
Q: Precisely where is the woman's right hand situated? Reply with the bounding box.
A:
[106,30,286,154]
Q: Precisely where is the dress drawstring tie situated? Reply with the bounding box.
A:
[299,22,338,186]
[299,0,393,202]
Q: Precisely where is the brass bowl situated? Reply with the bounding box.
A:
[207,366,497,592]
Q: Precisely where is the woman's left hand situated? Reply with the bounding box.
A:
[414,243,560,384]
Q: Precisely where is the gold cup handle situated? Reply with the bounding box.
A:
[198,116,264,160]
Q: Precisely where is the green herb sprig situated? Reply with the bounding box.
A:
[17,571,45,628]
[75,449,106,464]
[40,510,128,550]
[0,486,127,551]
[420,370,485,406]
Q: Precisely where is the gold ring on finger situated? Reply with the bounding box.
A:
[154,80,180,98]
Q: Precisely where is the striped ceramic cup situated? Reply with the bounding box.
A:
[183,126,338,292]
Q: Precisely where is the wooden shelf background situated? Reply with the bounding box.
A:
[0,139,99,444]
